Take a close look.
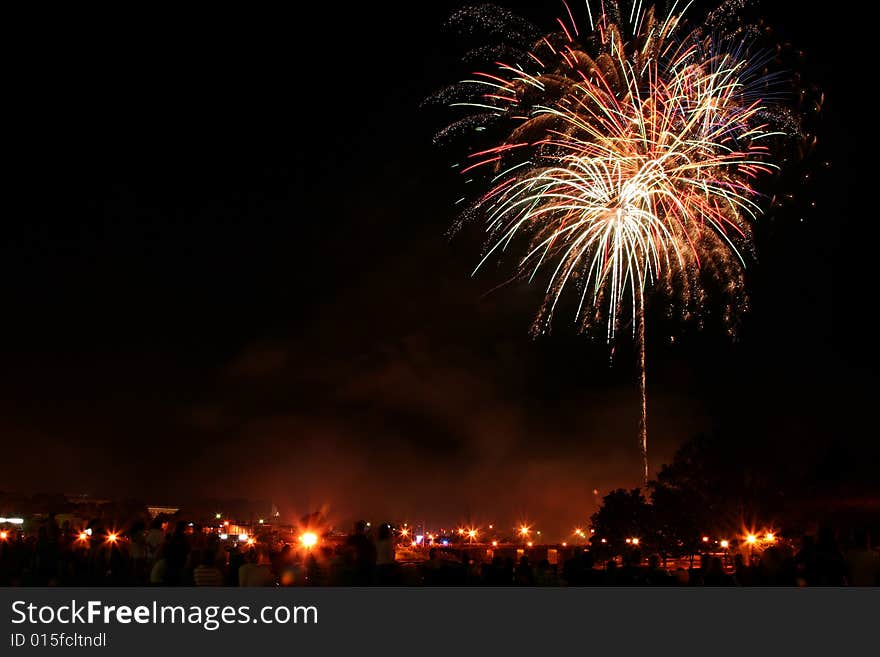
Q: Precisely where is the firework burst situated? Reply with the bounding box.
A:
[434,0,807,481]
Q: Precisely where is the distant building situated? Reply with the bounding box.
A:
[65,493,111,506]
[147,506,179,518]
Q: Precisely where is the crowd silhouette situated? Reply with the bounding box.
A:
[1,515,877,587]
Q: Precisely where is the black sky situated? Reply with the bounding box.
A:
[3,2,876,536]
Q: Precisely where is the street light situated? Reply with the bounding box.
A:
[300,532,318,549]
[746,534,757,545]
[720,540,729,549]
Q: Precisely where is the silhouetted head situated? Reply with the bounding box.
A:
[817,527,837,551]
[853,528,869,549]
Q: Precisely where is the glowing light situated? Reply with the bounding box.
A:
[631,538,640,546]
[765,533,775,542]
[299,532,318,549]
[107,533,118,543]
[259,519,264,524]
[520,526,530,536]
[440,1,804,485]
[85,528,92,536]
[600,538,607,544]
[223,521,229,526]
[468,529,478,541]
[746,534,758,545]
[219,533,228,540]
[238,533,248,542]
[526,541,533,547]
[0,531,7,540]
[246,538,256,546]
[457,528,465,535]
[215,513,222,519]
[561,542,567,547]
[399,527,410,537]
[491,540,498,547]
[625,538,632,544]
[720,540,730,549]
[78,532,88,541]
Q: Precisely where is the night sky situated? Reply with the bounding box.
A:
[4,2,876,536]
